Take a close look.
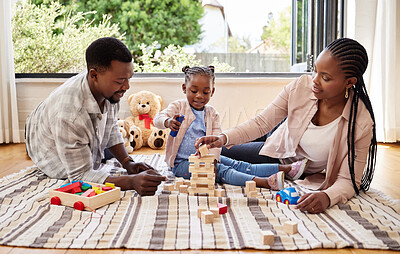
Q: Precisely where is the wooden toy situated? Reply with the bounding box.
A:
[214,189,225,197]
[179,185,188,193]
[49,181,121,211]
[209,207,220,218]
[187,154,216,196]
[201,210,214,224]
[81,189,96,197]
[198,144,209,157]
[197,207,208,218]
[260,230,274,245]
[217,203,228,214]
[245,180,256,195]
[283,220,298,234]
[248,191,258,198]
[163,183,175,191]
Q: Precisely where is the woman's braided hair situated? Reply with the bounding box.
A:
[325,38,377,194]
[182,66,215,84]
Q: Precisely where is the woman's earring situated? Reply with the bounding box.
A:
[345,88,349,99]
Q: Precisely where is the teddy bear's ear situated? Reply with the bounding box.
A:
[157,95,163,108]
[127,93,135,104]
[123,120,130,134]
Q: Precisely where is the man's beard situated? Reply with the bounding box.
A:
[106,95,119,104]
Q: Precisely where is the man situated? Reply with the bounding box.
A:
[25,37,165,195]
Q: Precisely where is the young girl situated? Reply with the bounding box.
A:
[154,66,309,190]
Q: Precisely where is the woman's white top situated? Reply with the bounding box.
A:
[282,116,341,173]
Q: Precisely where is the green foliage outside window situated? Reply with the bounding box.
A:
[134,42,234,72]
[32,0,204,57]
[261,6,291,53]
[12,1,123,73]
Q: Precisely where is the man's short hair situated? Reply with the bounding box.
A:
[85,37,132,72]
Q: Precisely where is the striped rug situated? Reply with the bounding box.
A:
[0,154,399,250]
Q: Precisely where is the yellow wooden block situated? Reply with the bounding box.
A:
[105,182,115,189]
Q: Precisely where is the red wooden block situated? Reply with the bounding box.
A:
[81,189,96,197]
[71,186,83,194]
[217,203,228,214]
[102,186,113,191]
[56,181,82,193]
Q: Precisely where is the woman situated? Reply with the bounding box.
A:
[195,38,377,213]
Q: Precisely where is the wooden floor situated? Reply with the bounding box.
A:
[0,143,399,254]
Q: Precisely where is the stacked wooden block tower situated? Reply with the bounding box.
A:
[187,145,215,196]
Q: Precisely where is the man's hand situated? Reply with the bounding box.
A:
[105,170,167,196]
[295,192,330,213]
[125,161,154,174]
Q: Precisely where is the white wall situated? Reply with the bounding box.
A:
[16,77,294,139]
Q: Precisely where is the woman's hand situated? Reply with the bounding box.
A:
[295,192,330,213]
[194,134,227,150]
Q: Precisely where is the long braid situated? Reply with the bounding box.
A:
[326,38,377,193]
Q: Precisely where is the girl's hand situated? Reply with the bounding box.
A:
[165,114,183,131]
[295,192,330,213]
[195,134,226,149]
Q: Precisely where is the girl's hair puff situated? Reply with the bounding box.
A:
[182,66,215,84]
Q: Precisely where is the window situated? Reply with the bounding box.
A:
[13,0,343,75]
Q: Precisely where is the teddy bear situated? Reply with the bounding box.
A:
[117,119,134,153]
[125,90,168,150]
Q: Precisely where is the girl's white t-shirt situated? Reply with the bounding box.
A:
[281,116,341,173]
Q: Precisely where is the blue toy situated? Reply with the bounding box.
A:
[170,115,184,137]
[276,187,300,205]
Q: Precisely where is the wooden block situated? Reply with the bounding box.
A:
[209,207,220,218]
[179,185,188,193]
[283,221,298,234]
[197,207,208,218]
[189,154,215,163]
[105,182,115,189]
[217,203,228,214]
[183,179,191,186]
[56,181,82,193]
[201,211,214,224]
[188,187,215,196]
[198,144,209,157]
[214,189,225,197]
[261,231,274,245]
[248,191,257,198]
[81,189,96,197]
[245,180,256,194]
[190,179,215,187]
[163,183,175,191]
[175,181,182,189]
[189,165,214,174]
